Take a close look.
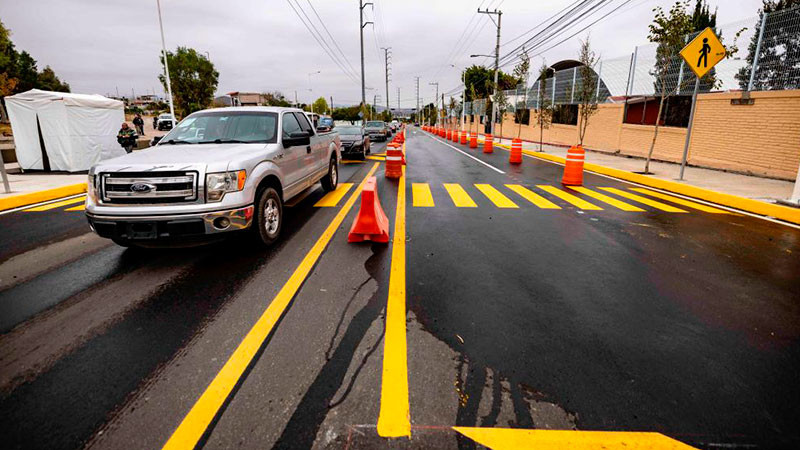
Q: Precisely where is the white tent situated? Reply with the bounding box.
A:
[6,89,126,172]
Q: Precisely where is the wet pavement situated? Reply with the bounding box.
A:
[0,132,799,450]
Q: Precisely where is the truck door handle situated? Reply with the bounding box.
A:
[306,146,311,153]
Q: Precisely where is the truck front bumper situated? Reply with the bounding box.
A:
[86,205,254,241]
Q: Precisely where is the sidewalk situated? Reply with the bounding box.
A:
[490,136,795,203]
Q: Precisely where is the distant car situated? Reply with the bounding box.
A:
[414,122,420,127]
[317,116,335,132]
[337,125,370,160]
[364,120,389,141]
[157,113,175,130]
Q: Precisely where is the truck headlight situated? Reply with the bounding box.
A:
[206,170,246,202]
[87,174,97,201]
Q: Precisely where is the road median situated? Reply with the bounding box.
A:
[0,183,88,212]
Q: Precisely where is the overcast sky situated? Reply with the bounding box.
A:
[1,0,763,108]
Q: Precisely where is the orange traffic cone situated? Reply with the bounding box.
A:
[483,134,493,154]
[348,176,390,243]
[469,132,478,149]
[561,145,585,186]
[510,138,522,164]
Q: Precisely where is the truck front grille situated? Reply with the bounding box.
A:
[100,171,198,204]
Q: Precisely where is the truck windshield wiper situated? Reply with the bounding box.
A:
[198,139,250,144]
[163,139,193,145]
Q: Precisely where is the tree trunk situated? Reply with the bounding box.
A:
[539,120,544,152]
[644,96,667,174]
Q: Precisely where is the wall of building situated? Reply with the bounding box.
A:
[489,90,800,180]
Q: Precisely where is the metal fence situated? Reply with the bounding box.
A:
[462,5,800,112]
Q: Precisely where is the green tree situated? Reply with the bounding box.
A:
[577,38,599,147]
[736,0,800,90]
[158,47,219,117]
[512,48,531,138]
[262,91,292,107]
[36,66,70,92]
[312,96,329,114]
[331,104,362,122]
[535,63,553,152]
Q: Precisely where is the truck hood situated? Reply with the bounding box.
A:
[95,143,271,172]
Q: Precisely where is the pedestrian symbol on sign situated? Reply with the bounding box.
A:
[698,38,711,68]
[679,27,726,79]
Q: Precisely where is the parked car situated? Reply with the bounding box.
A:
[337,125,370,160]
[365,120,389,141]
[86,107,341,247]
[157,113,175,130]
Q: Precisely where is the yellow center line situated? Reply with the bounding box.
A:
[377,163,410,437]
[411,183,434,207]
[24,196,86,211]
[314,183,353,207]
[569,187,645,212]
[537,185,603,210]
[475,184,519,208]
[443,183,478,208]
[630,188,728,214]
[65,204,85,211]
[599,187,688,213]
[505,184,561,209]
[162,162,380,450]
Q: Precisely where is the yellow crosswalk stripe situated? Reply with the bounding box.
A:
[412,183,435,207]
[24,196,86,212]
[314,183,353,207]
[599,188,688,213]
[537,185,602,210]
[630,188,728,214]
[443,183,477,208]
[65,204,85,211]
[475,184,519,208]
[569,187,645,212]
[505,184,561,209]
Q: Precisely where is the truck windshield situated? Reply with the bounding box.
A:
[160,111,278,145]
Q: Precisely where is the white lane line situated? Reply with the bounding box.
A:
[518,151,800,230]
[421,133,505,175]
[0,194,87,216]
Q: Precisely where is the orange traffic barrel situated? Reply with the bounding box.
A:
[510,138,522,164]
[460,131,467,145]
[451,129,459,143]
[446,128,452,140]
[483,134,493,154]
[561,145,585,186]
[385,147,404,179]
[469,132,478,149]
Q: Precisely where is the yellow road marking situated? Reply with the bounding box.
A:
[570,187,645,212]
[377,165,410,437]
[314,183,353,207]
[366,156,386,161]
[537,185,602,210]
[505,184,561,209]
[412,183,434,207]
[453,427,697,450]
[162,163,380,450]
[65,204,85,211]
[599,188,688,213]
[24,196,85,211]
[444,183,477,208]
[475,184,518,208]
[630,188,728,214]
[341,160,366,164]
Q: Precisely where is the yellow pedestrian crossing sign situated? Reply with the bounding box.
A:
[680,27,726,78]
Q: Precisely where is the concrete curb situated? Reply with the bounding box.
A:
[493,143,800,226]
[0,183,87,212]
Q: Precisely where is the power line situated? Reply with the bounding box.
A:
[305,0,359,77]
[432,0,493,79]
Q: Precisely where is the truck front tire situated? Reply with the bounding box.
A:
[253,187,283,246]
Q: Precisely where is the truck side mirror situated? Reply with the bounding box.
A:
[283,131,311,147]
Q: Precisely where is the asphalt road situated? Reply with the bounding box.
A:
[0,131,798,450]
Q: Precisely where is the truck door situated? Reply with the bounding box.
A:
[294,112,325,179]
[280,112,309,194]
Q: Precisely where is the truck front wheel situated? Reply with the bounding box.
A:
[253,187,282,246]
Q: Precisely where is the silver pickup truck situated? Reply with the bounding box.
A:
[85,106,341,247]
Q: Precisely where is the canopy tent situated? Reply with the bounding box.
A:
[5,89,126,172]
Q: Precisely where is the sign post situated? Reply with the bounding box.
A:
[678,27,726,180]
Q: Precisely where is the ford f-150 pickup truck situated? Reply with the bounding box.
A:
[85,106,341,247]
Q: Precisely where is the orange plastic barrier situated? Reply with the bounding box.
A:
[469,132,478,149]
[348,176,390,243]
[510,138,522,164]
[561,145,585,186]
[460,130,467,145]
[483,134,493,154]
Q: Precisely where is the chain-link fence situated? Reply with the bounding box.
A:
[466,5,800,112]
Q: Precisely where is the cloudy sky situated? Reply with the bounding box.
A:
[1,0,763,108]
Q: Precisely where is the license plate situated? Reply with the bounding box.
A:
[126,222,157,240]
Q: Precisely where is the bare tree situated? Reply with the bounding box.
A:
[493,89,509,138]
[535,63,553,152]
[577,37,599,147]
[513,48,531,139]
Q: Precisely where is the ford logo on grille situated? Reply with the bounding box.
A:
[130,183,156,193]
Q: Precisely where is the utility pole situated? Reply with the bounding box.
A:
[156,0,176,121]
[397,86,400,111]
[382,47,391,119]
[330,96,334,115]
[360,0,374,113]
[415,77,420,123]
[429,82,438,125]
[478,7,502,135]
[441,93,445,128]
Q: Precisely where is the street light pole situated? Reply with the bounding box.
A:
[382,47,391,119]
[478,7,502,136]
[429,82,438,125]
[308,70,321,112]
[360,0,374,114]
[156,0,176,122]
